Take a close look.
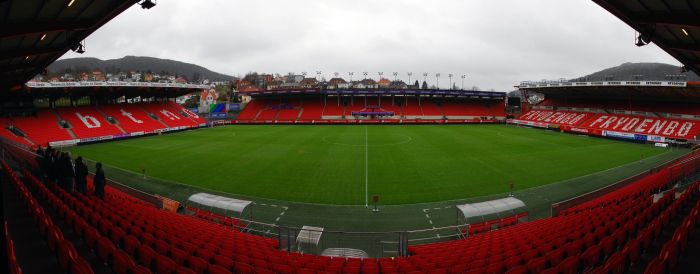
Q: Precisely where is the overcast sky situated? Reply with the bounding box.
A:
[60,0,681,91]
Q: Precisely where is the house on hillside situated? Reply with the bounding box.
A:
[378,78,391,88]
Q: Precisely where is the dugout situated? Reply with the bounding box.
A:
[456,197,527,233]
[186,193,253,227]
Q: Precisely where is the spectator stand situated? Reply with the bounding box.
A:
[456,197,528,237]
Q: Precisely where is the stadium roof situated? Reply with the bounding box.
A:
[593,0,700,76]
[518,81,700,100]
[0,0,140,91]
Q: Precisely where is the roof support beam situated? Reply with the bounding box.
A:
[668,44,700,53]
[0,21,91,39]
[0,63,35,73]
[635,15,700,28]
[0,46,66,60]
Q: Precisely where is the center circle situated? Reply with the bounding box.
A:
[322,132,413,147]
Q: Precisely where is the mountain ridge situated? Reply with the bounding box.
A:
[47,56,235,81]
[578,62,699,82]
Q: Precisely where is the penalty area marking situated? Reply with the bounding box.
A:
[365,126,368,207]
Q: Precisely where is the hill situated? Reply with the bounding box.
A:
[579,62,700,82]
[47,56,235,81]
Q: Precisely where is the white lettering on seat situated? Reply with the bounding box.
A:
[120,109,143,124]
[634,119,653,133]
[649,120,668,135]
[663,121,680,136]
[589,115,608,127]
[160,109,180,120]
[601,116,617,129]
[677,122,694,137]
[621,118,640,131]
[75,112,100,128]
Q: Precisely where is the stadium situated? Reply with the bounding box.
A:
[2,0,700,274]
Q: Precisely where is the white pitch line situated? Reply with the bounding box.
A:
[365,126,369,208]
[433,207,440,210]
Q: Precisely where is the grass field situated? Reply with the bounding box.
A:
[67,124,669,205]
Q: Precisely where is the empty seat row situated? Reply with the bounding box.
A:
[2,161,95,274]
[1,102,205,147]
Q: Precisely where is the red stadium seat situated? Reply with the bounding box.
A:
[208,264,233,274]
[122,235,140,256]
[138,244,158,269]
[112,249,136,274]
[156,255,178,274]
[187,256,209,274]
[70,257,95,274]
[96,236,117,263]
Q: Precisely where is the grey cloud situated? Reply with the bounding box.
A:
[61,0,679,91]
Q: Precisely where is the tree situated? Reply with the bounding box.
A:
[183,95,200,108]
[421,81,428,89]
[414,80,419,88]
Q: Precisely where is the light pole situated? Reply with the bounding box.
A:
[378,72,384,79]
[349,72,354,82]
[461,75,466,90]
[392,72,398,81]
[316,71,322,81]
[436,73,441,89]
[422,73,428,84]
[448,74,453,90]
[408,72,413,84]
[363,72,368,79]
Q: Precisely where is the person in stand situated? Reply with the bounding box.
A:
[94,162,106,199]
[59,152,75,193]
[50,149,61,184]
[73,156,88,194]
[46,148,56,183]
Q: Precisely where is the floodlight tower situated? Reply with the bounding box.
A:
[348,72,354,82]
[408,72,413,84]
[461,75,466,90]
[436,73,441,89]
[448,74,453,90]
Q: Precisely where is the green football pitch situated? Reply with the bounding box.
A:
[67,124,669,205]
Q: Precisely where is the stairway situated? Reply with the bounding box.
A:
[296,108,304,121]
[139,106,170,129]
[95,106,127,134]
[253,108,264,121]
[51,109,77,139]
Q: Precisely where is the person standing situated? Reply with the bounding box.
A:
[74,157,88,194]
[94,162,106,199]
[48,149,59,184]
[59,152,75,193]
